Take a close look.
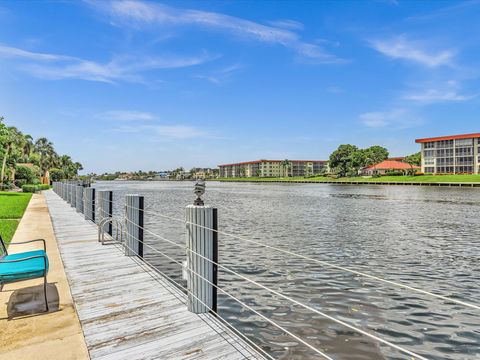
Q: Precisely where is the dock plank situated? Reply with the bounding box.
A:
[44,190,263,360]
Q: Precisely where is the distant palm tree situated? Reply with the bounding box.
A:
[74,162,83,176]
[21,134,34,162]
[1,126,24,184]
[34,137,56,180]
[281,159,291,177]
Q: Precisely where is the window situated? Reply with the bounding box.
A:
[436,140,454,148]
[455,147,473,156]
[456,156,474,165]
[455,138,473,146]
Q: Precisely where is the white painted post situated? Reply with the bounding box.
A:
[186,204,216,314]
[84,188,95,222]
[70,184,76,208]
[97,190,113,236]
[67,184,71,204]
[75,186,84,213]
[125,195,144,257]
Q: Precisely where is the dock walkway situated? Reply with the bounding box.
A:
[44,190,261,360]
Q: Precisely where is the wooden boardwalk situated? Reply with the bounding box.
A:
[44,190,262,360]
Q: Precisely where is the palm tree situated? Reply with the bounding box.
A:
[34,137,56,181]
[281,159,291,178]
[1,126,25,184]
[20,134,33,162]
[74,162,83,177]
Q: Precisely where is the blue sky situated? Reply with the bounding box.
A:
[1,0,479,173]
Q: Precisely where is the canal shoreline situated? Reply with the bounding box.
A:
[210,179,480,187]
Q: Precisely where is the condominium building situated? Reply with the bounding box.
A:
[218,159,328,178]
[415,133,480,174]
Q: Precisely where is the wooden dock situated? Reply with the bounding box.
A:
[44,190,262,360]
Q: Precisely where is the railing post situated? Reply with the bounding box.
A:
[84,188,95,222]
[125,194,144,257]
[97,190,113,236]
[70,184,76,208]
[75,186,84,213]
[67,184,71,204]
[185,197,217,314]
[212,208,218,313]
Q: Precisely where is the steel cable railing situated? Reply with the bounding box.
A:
[123,204,480,312]
[120,229,334,360]
[122,216,428,360]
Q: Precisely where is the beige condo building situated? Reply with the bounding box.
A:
[416,133,480,174]
[218,159,328,178]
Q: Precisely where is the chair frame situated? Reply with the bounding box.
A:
[0,235,49,311]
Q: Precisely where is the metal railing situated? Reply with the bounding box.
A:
[51,181,479,359]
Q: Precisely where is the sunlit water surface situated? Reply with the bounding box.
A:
[93,181,480,360]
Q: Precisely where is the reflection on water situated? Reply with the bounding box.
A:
[94,181,480,360]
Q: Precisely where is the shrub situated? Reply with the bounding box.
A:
[22,184,51,193]
[15,165,38,184]
[49,168,65,182]
[14,179,27,187]
[385,171,404,176]
[0,182,14,191]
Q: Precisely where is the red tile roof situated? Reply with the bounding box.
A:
[415,133,480,143]
[363,160,420,170]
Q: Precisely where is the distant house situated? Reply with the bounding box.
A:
[155,171,170,179]
[193,168,216,179]
[361,160,420,176]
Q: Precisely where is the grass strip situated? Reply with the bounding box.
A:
[0,192,33,219]
[0,219,20,247]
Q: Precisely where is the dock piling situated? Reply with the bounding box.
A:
[97,190,113,236]
[185,201,218,314]
[75,186,84,213]
[84,188,95,222]
[125,194,144,257]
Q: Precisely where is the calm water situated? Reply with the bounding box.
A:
[93,181,480,360]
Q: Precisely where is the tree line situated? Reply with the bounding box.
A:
[0,116,83,188]
[329,144,421,177]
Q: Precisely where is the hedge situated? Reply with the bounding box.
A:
[22,184,51,193]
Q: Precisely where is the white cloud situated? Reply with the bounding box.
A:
[404,89,476,103]
[194,63,244,84]
[88,0,344,63]
[0,44,75,61]
[0,44,215,83]
[359,109,423,129]
[113,123,209,139]
[99,110,156,121]
[267,19,304,31]
[369,35,454,67]
[151,125,208,139]
[403,81,477,103]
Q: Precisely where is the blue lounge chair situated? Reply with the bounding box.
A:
[0,235,49,311]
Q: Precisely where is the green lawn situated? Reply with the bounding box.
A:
[216,174,480,183]
[0,192,32,247]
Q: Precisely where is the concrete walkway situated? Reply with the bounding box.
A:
[0,193,89,360]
